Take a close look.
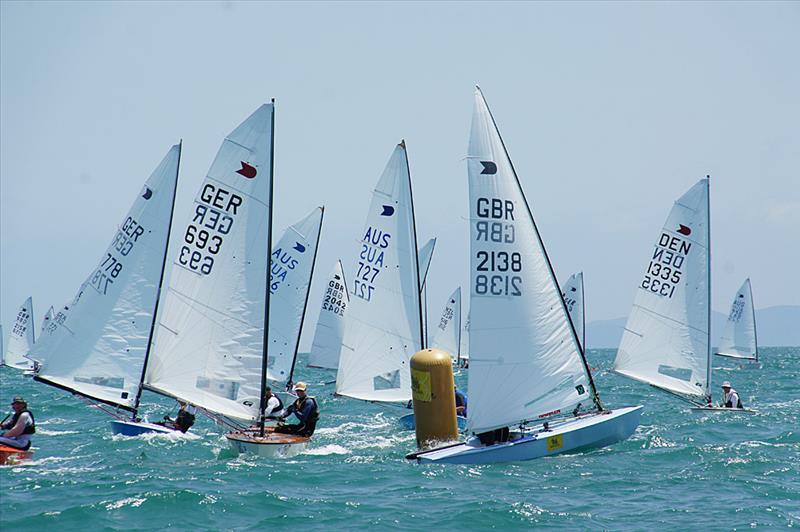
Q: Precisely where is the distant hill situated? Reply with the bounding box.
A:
[586,305,800,348]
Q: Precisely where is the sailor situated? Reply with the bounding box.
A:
[0,397,35,450]
[275,382,319,437]
[455,386,468,417]
[720,381,743,409]
[263,386,284,419]
[160,400,197,432]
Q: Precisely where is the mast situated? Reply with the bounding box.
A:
[286,206,325,387]
[132,141,182,418]
[749,279,759,362]
[456,289,462,359]
[258,100,276,436]
[477,87,603,411]
[402,140,426,350]
[580,272,586,351]
[705,175,712,402]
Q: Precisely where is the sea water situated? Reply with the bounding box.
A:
[1,347,797,530]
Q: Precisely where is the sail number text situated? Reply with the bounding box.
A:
[640,232,692,299]
[354,226,390,302]
[178,184,240,276]
[90,216,145,295]
[323,277,347,316]
[474,197,522,297]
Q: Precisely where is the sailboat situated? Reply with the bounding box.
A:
[335,141,426,407]
[612,178,754,413]
[40,306,55,335]
[30,144,181,433]
[561,272,585,351]
[457,310,471,367]
[307,260,350,370]
[418,237,437,347]
[2,297,36,371]
[409,88,642,464]
[715,278,759,366]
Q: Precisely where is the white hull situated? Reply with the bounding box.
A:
[409,406,642,465]
[690,406,756,414]
[226,428,309,458]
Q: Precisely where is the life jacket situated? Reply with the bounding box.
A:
[267,394,284,415]
[293,396,319,422]
[724,390,743,409]
[10,409,35,435]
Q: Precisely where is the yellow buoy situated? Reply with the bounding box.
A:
[410,348,458,449]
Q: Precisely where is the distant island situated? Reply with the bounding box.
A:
[586,305,800,348]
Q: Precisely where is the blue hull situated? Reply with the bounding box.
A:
[410,406,643,465]
[110,420,177,436]
[398,413,468,431]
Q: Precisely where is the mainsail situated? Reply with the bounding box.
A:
[716,278,758,361]
[430,287,461,358]
[266,207,323,385]
[418,237,437,346]
[561,272,585,350]
[466,88,597,434]
[31,145,181,410]
[145,104,274,422]
[2,297,35,370]
[614,178,711,401]
[307,260,349,370]
[335,142,424,403]
[41,306,55,335]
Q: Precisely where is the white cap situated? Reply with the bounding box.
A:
[721,381,732,388]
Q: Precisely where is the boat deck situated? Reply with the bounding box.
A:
[227,427,310,445]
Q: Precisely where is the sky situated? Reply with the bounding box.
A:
[1,1,798,351]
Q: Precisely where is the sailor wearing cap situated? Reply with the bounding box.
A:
[720,381,743,409]
[274,382,319,437]
[0,396,36,449]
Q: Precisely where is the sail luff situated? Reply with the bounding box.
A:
[705,176,712,400]
[750,279,759,362]
[132,141,182,415]
[404,142,426,350]
[475,87,600,412]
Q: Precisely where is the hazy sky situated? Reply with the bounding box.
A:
[2,1,798,350]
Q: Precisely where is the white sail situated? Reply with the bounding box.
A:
[458,310,471,363]
[145,104,274,422]
[561,272,585,350]
[431,287,461,358]
[614,178,710,400]
[30,145,181,409]
[335,142,423,403]
[466,88,593,434]
[2,296,35,370]
[418,236,436,346]
[307,260,349,369]
[266,207,323,384]
[41,306,55,335]
[716,278,758,360]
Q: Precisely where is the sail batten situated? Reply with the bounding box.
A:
[466,88,594,435]
[30,145,181,410]
[614,178,711,399]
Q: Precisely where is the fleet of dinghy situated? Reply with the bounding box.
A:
[4,88,774,463]
[715,278,759,366]
[408,88,642,464]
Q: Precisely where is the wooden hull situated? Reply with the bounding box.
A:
[690,406,756,414]
[0,444,32,465]
[398,413,468,431]
[226,427,310,458]
[110,420,180,436]
[408,405,643,465]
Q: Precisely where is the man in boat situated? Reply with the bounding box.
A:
[0,397,35,450]
[720,381,743,409]
[275,382,319,437]
[455,386,468,417]
[159,401,197,433]
[263,386,284,419]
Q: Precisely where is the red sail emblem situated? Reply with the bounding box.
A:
[677,224,692,236]
[236,162,257,178]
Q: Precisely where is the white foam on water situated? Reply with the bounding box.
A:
[303,444,350,455]
[104,496,147,510]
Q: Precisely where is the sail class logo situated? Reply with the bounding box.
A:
[480,161,497,175]
[141,187,153,200]
[677,224,692,236]
[381,205,395,216]
[236,161,257,178]
[293,242,306,253]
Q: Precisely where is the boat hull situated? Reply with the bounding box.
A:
[226,427,310,458]
[110,420,179,436]
[0,444,32,465]
[398,413,468,431]
[690,406,756,414]
[408,405,643,465]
